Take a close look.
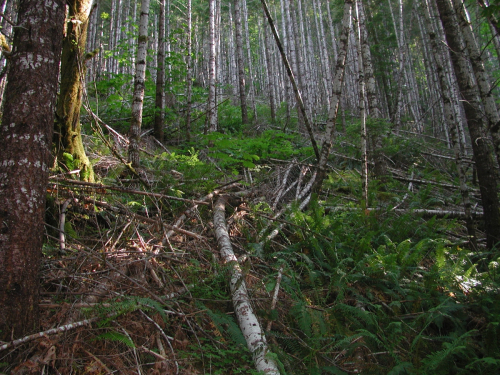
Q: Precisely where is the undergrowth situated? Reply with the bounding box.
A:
[5,99,498,374]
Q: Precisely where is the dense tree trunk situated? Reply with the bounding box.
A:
[435,0,500,249]
[0,0,65,341]
[154,0,166,142]
[128,0,150,168]
[55,0,95,183]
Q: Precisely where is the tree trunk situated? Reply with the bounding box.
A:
[0,0,65,341]
[355,1,369,207]
[154,0,166,142]
[234,0,249,125]
[128,0,150,168]
[420,0,477,249]
[314,0,353,192]
[55,0,95,183]
[207,0,218,133]
[453,0,500,167]
[263,17,277,122]
[185,0,193,141]
[214,196,280,375]
[357,0,386,178]
[435,0,500,249]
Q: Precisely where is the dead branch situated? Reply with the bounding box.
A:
[49,177,210,206]
[0,317,100,352]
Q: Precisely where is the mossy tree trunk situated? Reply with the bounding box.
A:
[55,0,95,182]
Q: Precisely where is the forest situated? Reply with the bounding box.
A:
[0,0,500,373]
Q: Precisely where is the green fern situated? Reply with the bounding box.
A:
[84,296,167,327]
[93,331,135,348]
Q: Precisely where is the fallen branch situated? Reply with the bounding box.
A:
[214,196,280,375]
[0,317,99,352]
[49,177,210,206]
[325,206,484,218]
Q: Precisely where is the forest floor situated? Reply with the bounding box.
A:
[1,123,500,375]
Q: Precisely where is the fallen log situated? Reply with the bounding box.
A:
[214,196,280,375]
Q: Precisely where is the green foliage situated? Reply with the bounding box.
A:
[93,331,136,348]
[251,193,500,374]
[86,296,167,327]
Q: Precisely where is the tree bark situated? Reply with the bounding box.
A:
[0,0,65,341]
[128,0,150,168]
[154,0,166,142]
[214,196,280,375]
[55,0,95,183]
[435,0,500,249]
[420,0,477,248]
[453,0,500,167]
[234,0,249,125]
[207,0,218,132]
[314,0,353,192]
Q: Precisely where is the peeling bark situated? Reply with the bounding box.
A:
[214,196,280,375]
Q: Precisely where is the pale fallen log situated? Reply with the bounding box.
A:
[324,206,484,218]
[214,196,280,375]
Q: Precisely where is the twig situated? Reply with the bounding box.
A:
[59,198,73,253]
[266,266,283,333]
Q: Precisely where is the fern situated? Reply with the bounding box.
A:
[85,296,167,327]
[201,304,247,348]
[93,331,135,348]
[421,330,475,372]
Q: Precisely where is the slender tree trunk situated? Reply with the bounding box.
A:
[154,0,166,142]
[0,0,65,341]
[234,0,249,125]
[55,0,95,182]
[314,0,353,192]
[436,0,500,249]
[185,0,193,141]
[355,3,369,207]
[242,0,257,121]
[263,17,277,122]
[208,0,218,132]
[260,0,319,160]
[128,0,150,168]
[357,0,386,178]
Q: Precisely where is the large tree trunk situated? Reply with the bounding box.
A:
[55,0,95,182]
[128,0,150,168]
[420,0,477,249]
[435,0,500,249]
[0,0,65,341]
[452,0,500,167]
